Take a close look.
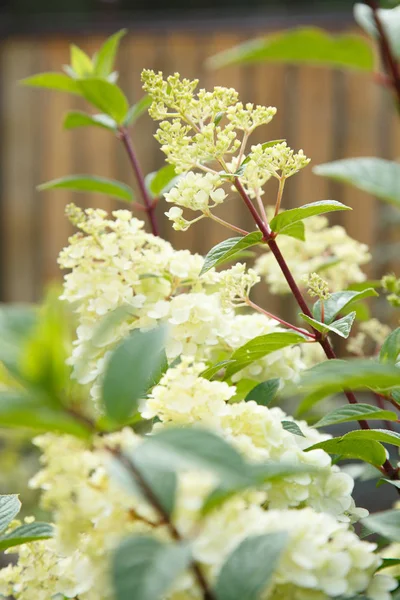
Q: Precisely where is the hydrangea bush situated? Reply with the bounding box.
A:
[0,21,400,600]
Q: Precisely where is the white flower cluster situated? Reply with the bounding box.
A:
[255,215,371,294]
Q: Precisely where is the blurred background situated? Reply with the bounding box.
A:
[0,0,399,306]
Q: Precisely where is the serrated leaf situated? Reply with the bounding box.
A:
[314,404,397,428]
[214,532,288,600]
[313,288,378,324]
[70,45,93,77]
[102,325,167,423]
[314,158,400,208]
[380,328,400,365]
[94,29,127,78]
[124,95,152,126]
[270,200,350,235]
[113,536,191,600]
[200,360,235,381]
[244,378,280,406]
[362,509,400,542]
[354,3,400,59]
[145,164,178,198]
[200,232,263,276]
[0,495,21,534]
[38,175,134,203]
[281,420,305,437]
[300,311,356,339]
[225,332,307,378]
[306,435,387,467]
[78,78,129,124]
[20,73,82,95]
[208,27,374,71]
[63,111,117,131]
[0,522,54,551]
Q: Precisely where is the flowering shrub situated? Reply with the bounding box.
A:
[0,22,400,600]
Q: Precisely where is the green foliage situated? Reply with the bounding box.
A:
[38,175,135,203]
[313,289,378,324]
[112,535,192,600]
[63,111,117,132]
[270,200,351,236]
[102,325,168,423]
[208,28,374,71]
[299,311,356,339]
[306,434,387,467]
[244,378,280,406]
[0,495,53,551]
[145,164,179,198]
[380,328,400,364]
[362,509,400,541]
[124,95,153,127]
[314,404,397,428]
[314,158,400,208]
[281,420,305,437]
[20,73,82,94]
[93,30,127,78]
[77,79,129,124]
[200,232,263,275]
[0,495,21,532]
[214,533,288,600]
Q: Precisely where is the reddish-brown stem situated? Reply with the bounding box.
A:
[246,298,316,339]
[376,392,395,432]
[107,446,215,600]
[364,0,400,113]
[118,127,160,237]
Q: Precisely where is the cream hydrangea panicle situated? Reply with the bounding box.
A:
[255,215,371,294]
[164,171,227,214]
[215,263,260,307]
[226,102,277,132]
[303,272,331,300]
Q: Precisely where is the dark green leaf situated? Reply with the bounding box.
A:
[113,536,191,600]
[314,404,397,428]
[94,30,127,78]
[0,522,54,551]
[63,111,117,131]
[200,232,263,276]
[281,420,305,437]
[0,495,21,534]
[225,332,307,378]
[145,164,178,198]
[380,328,400,365]
[214,532,288,600]
[270,200,350,234]
[208,28,374,71]
[38,175,134,203]
[102,325,168,423]
[78,78,129,124]
[378,558,400,571]
[362,509,400,541]
[314,158,400,208]
[244,378,280,406]
[214,111,225,125]
[313,289,378,324]
[20,73,82,95]
[124,95,152,126]
[200,360,235,381]
[305,435,387,467]
[300,311,356,339]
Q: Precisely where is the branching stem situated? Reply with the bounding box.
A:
[246,298,316,338]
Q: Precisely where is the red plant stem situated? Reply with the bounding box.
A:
[364,0,400,113]
[246,298,316,339]
[234,179,400,481]
[118,127,160,236]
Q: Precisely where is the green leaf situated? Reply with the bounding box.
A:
[380,328,400,365]
[0,522,54,551]
[207,27,374,71]
[314,158,400,208]
[20,73,82,95]
[145,164,178,198]
[313,288,378,324]
[299,311,356,339]
[78,78,129,124]
[113,536,191,600]
[214,532,288,600]
[124,95,152,126]
[225,332,307,378]
[200,232,263,276]
[102,325,168,423]
[354,3,400,59]
[281,420,305,437]
[133,428,251,487]
[279,221,305,241]
[63,111,117,131]
[314,404,397,428]
[38,175,134,203]
[378,558,400,571]
[244,378,280,406]
[70,45,93,77]
[200,360,235,381]
[301,359,400,398]
[270,200,350,235]
[94,29,127,78]
[362,509,400,542]
[0,495,21,533]
[305,435,387,467]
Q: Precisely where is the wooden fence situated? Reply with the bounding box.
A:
[1,18,399,303]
